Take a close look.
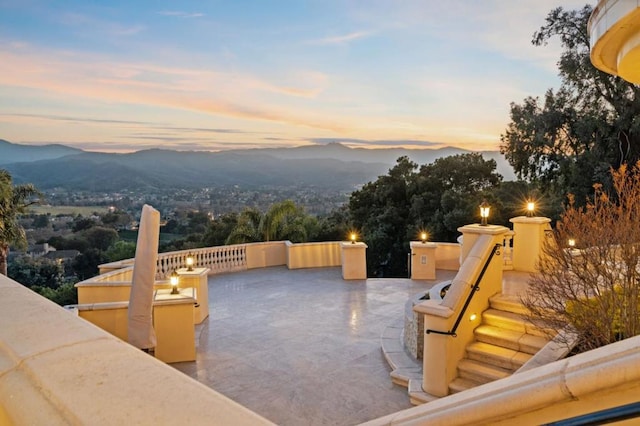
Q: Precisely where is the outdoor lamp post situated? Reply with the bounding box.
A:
[480,201,490,226]
[170,270,180,295]
[350,232,357,244]
[186,252,194,271]
[526,201,535,217]
[420,231,428,243]
[568,238,576,248]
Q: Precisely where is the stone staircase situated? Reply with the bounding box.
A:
[448,294,551,394]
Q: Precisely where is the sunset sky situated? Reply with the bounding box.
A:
[0,1,591,153]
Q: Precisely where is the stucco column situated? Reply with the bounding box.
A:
[410,241,437,279]
[340,242,367,280]
[458,224,510,264]
[509,216,552,273]
[177,267,209,324]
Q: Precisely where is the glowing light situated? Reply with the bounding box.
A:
[420,231,428,243]
[526,201,535,217]
[186,253,194,271]
[479,201,490,226]
[350,232,357,244]
[170,270,180,295]
[469,313,477,322]
[568,238,576,248]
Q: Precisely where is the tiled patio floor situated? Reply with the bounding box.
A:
[173,266,456,426]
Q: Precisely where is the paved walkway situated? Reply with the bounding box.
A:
[173,266,455,426]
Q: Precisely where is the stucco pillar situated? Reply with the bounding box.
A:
[410,241,437,279]
[177,267,209,324]
[458,224,510,264]
[340,242,367,280]
[509,216,552,273]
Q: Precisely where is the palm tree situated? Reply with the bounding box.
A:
[0,170,40,276]
[226,200,308,244]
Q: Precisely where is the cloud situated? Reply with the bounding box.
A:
[3,112,152,126]
[0,45,343,133]
[308,31,371,45]
[156,11,205,19]
[58,12,146,37]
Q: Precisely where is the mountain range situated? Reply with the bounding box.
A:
[0,139,516,192]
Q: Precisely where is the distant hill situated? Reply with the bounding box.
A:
[230,143,516,180]
[0,139,83,164]
[0,140,516,192]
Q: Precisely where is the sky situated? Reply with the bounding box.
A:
[0,0,592,153]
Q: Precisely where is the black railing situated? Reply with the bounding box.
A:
[426,243,501,337]
[544,401,640,425]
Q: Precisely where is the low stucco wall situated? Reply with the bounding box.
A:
[245,241,287,269]
[434,242,460,270]
[0,274,274,426]
[286,241,342,269]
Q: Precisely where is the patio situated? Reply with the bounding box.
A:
[172,266,456,425]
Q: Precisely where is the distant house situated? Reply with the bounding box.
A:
[27,243,56,258]
[43,250,80,263]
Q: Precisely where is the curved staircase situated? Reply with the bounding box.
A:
[449,293,552,394]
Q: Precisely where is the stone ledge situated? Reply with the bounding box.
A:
[0,274,274,425]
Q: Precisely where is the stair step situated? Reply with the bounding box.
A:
[474,325,548,355]
[458,359,511,384]
[449,377,483,394]
[467,341,532,370]
[482,309,548,337]
[482,309,525,332]
[489,294,529,315]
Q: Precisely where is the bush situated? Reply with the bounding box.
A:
[523,162,640,352]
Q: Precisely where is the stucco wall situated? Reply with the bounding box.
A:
[286,241,342,269]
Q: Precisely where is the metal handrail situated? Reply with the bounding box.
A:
[426,243,501,337]
[544,401,640,425]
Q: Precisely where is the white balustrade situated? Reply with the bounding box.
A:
[502,231,514,270]
[155,245,248,279]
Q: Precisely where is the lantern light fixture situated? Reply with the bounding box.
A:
[420,231,428,243]
[479,201,490,226]
[186,253,194,271]
[350,232,357,244]
[170,270,180,295]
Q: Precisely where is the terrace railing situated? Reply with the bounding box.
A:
[155,245,247,279]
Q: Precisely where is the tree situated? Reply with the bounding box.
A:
[73,248,107,281]
[101,210,132,229]
[348,154,504,277]
[105,240,136,262]
[411,153,503,242]
[202,213,239,246]
[523,162,640,353]
[82,226,119,251]
[226,200,308,244]
[0,170,40,275]
[500,5,640,206]
[350,156,418,277]
[72,216,97,232]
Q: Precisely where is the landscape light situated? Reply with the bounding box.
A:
[186,253,194,271]
[568,238,576,248]
[420,231,428,243]
[479,201,490,226]
[170,270,180,295]
[526,201,535,217]
[350,232,357,244]
[469,313,477,322]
